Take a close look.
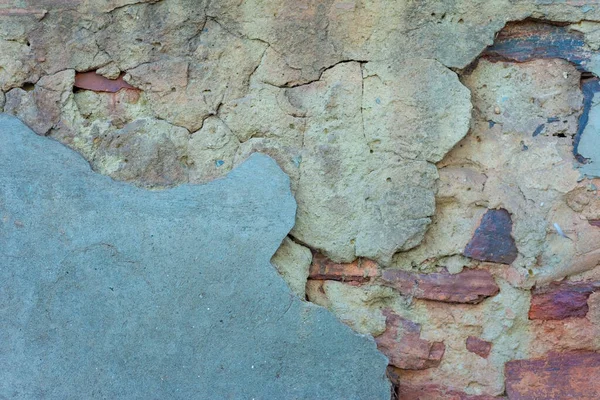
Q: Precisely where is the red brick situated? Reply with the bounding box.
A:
[588,219,600,227]
[466,336,492,359]
[463,209,518,265]
[398,383,504,400]
[529,280,600,320]
[375,309,444,370]
[308,252,379,282]
[74,72,136,93]
[505,352,600,399]
[380,268,499,304]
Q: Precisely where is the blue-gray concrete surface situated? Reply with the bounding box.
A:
[0,114,390,399]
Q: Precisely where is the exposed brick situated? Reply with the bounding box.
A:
[589,219,600,228]
[481,20,600,164]
[308,252,379,282]
[375,309,444,370]
[529,280,600,320]
[463,209,518,264]
[466,336,492,359]
[74,72,136,93]
[483,21,591,72]
[380,268,499,304]
[505,352,600,400]
[397,383,504,400]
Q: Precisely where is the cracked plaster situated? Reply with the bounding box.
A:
[5,1,600,397]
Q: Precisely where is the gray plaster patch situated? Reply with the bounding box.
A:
[0,114,390,399]
[579,91,600,177]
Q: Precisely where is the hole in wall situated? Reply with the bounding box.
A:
[21,82,35,92]
[462,19,600,171]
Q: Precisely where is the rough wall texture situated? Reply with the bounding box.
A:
[3,0,600,398]
[0,114,391,399]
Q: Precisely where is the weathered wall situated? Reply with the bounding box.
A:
[0,114,391,399]
[3,1,600,398]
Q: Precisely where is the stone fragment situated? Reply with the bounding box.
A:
[466,336,492,359]
[222,54,471,268]
[4,88,41,131]
[505,352,600,400]
[270,237,312,298]
[74,71,136,93]
[380,268,499,304]
[309,252,379,283]
[0,114,390,399]
[529,280,600,320]
[463,209,518,265]
[375,309,445,370]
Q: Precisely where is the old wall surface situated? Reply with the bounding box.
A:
[2,0,600,398]
[0,114,390,399]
